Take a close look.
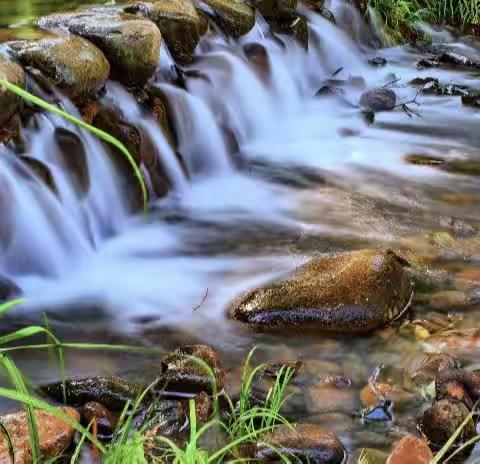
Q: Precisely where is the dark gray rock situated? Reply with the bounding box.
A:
[359,87,396,112]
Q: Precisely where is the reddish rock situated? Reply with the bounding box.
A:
[387,435,433,464]
[0,407,79,464]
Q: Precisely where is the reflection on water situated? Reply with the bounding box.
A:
[1,0,480,459]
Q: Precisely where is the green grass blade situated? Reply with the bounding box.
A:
[1,355,41,463]
[0,299,26,317]
[0,79,148,216]
[0,419,15,464]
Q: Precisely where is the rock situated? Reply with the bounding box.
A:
[387,435,433,464]
[462,92,480,108]
[9,35,110,100]
[185,391,211,423]
[418,399,475,449]
[262,360,303,379]
[404,153,444,166]
[80,401,115,437]
[359,88,396,112]
[160,345,226,395]
[42,376,143,410]
[244,43,270,83]
[38,8,161,87]
[439,51,479,68]
[360,383,412,408]
[21,156,58,195]
[0,407,79,463]
[417,58,439,68]
[0,274,21,302]
[126,0,200,63]
[143,400,185,437]
[250,0,297,20]
[408,353,459,384]
[54,127,90,195]
[242,423,345,463]
[270,15,308,48]
[0,57,25,125]
[228,249,412,333]
[368,56,387,67]
[202,0,255,37]
[435,369,480,408]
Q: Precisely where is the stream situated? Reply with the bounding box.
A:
[1,0,480,461]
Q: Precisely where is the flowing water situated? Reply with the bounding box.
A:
[2,0,480,460]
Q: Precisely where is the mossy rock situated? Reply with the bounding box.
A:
[127,0,200,63]
[203,0,255,37]
[9,35,110,100]
[38,8,161,87]
[0,57,25,125]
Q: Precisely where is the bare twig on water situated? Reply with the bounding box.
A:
[193,288,209,312]
[332,67,344,76]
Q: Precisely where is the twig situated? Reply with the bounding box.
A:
[192,288,209,312]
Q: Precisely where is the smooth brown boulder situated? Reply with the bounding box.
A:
[243,423,345,463]
[0,57,25,125]
[228,249,412,333]
[0,407,79,464]
[387,436,433,464]
[9,35,110,100]
[360,383,412,408]
[38,8,161,87]
[127,0,201,63]
[80,401,115,437]
[202,0,255,37]
[360,88,397,112]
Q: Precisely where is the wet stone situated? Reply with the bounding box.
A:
[462,92,480,108]
[160,344,226,395]
[270,15,309,49]
[143,400,185,437]
[80,401,115,438]
[21,156,58,195]
[0,407,79,464]
[439,51,480,68]
[387,435,433,464]
[38,8,161,87]
[418,398,475,450]
[359,88,396,112]
[0,57,25,125]
[0,275,21,303]
[42,376,143,410]
[9,35,110,100]
[250,0,297,20]
[242,423,345,463]
[408,352,459,384]
[360,383,412,408]
[368,56,387,67]
[417,57,439,68]
[54,127,90,195]
[228,249,412,333]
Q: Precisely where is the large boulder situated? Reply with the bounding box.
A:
[203,0,255,37]
[38,8,161,87]
[0,57,25,125]
[127,0,201,63]
[0,407,79,463]
[9,35,110,100]
[387,436,433,464]
[360,87,397,112]
[228,249,412,333]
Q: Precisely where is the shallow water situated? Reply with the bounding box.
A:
[1,0,480,461]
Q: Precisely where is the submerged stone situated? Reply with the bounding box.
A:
[0,407,79,464]
[270,15,308,48]
[242,423,345,463]
[127,0,201,63]
[0,57,25,125]
[9,35,110,100]
[38,8,161,86]
[202,0,255,37]
[359,87,396,112]
[42,376,143,410]
[21,156,58,196]
[0,275,21,303]
[228,249,412,333]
